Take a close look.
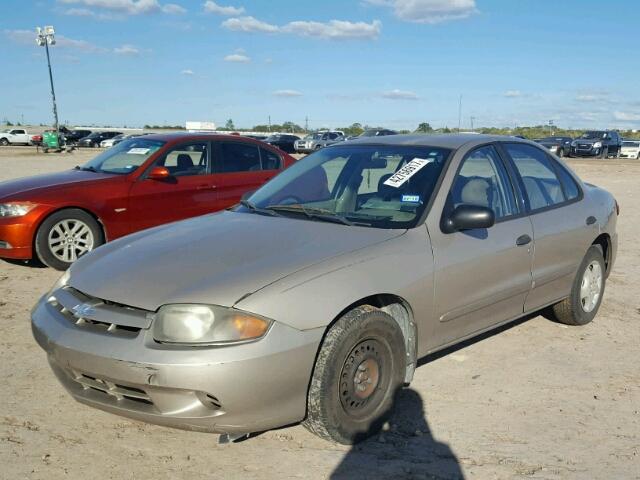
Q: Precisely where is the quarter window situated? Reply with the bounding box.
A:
[555,163,580,201]
[260,148,282,170]
[450,145,517,220]
[504,143,565,210]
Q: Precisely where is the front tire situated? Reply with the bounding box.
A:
[599,147,608,159]
[35,209,104,270]
[0,138,9,146]
[548,245,606,326]
[303,306,406,444]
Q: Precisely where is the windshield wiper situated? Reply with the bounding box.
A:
[240,199,281,217]
[74,165,98,172]
[266,204,355,226]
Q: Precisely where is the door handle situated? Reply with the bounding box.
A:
[516,234,532,246]
[586,216,597,225]
[197,184,217,190]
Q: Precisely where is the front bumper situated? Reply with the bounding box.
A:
[0,216,37,259]
[31,290,323,435]
[570,146,601,157]
[620,151,639,158]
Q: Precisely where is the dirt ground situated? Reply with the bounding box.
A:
[0,145,638,480]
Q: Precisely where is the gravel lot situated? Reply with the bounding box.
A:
[0,146,638,479]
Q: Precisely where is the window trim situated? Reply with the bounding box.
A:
[259,146,283,171]
[498,141,584,216]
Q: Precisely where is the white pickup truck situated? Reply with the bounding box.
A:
[0,128,31,146]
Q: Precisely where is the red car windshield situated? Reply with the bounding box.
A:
[81,138,165,174]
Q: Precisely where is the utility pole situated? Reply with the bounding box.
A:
[470,116,476,132]
[268,115,271,133]
[457,95,462,132]
[36,26,59,140]
[305,116,309,132]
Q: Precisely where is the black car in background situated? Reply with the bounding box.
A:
[347,128,398,140]
[78,131,122,148]
[570,130,622,158]
[264,134,300,153]
[63,129,92,144]
[535,136,573,157]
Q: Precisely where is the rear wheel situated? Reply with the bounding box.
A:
[303,306,405,444]
[547,246,606,326]
[35,209,104,270]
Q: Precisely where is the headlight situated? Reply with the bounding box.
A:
[0,203,36,218]
[152,304,272,345]
[593,142,602,148]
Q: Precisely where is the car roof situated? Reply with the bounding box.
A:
[128,132,263,142]
[339,133,534,149]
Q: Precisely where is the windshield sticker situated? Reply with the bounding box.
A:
[401,194,421,203]
[384,158,433,188]
[127,147,150,155]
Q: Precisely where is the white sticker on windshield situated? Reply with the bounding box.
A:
[383,158,433,188]
[127,147,150,155]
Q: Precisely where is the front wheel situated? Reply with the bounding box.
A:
[0,138,9,146]
[558,148,565,158]
[303,306,406,444]
[599,147,608,159]
[35,209,104,270]
[547,245,606,326]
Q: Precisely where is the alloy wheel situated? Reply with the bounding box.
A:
[47,219,95,263]
[580,260,603,313]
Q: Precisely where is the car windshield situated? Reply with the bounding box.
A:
[80,138,165,174]
[623,141,640,147]
[581,131,605,139]
[243,144,451,229]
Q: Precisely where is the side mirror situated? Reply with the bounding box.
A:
[147,166,170,180]
[442,204,495,233]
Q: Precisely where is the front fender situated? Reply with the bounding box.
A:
[234,227,435,352]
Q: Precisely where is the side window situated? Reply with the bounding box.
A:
[216,142,261,173]
[451,145,517,220]
[555,162,580,201]
[328,133,339,140]
[157,142,208,177]
[260,148,282,170]
[504,143,565,210]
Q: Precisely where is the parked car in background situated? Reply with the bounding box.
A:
[78,131,122,148]
[0,128,31,146]
[535,136,573,157]
[570,130,622,158]
[31,134,617,445]
[0,133,295,270]
[295,131,345,153]
[112,133,151,147]
[358,128,398,138]
[264,134,300,153]
[100,133,128,148]
[244,134,268,141]
[64,129,92,145]
[620,140,640,159]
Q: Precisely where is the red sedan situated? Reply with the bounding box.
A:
[0,133,295,270]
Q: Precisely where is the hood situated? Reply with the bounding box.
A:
[0,170,118,201]
[69,210,404,311]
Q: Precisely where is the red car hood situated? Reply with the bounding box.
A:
[0,169,119,201]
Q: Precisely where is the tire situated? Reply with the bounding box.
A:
[303,305,406,444]
[93,142,99,148]
[599,147,608,159]
[548,245,606,326]
[0,138,9,146]
[636,153,640,160]
[35,209,104,270]
[558,148,565,158]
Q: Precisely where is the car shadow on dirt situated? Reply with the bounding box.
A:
[331,388,464,479]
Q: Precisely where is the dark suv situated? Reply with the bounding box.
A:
[570,130,622,158]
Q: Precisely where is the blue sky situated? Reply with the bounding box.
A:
[1,0,639,130]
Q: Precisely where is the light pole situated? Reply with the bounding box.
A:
[36,26,59,141]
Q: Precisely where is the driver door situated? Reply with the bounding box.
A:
[427,144,534,347]
[127,141,217,232]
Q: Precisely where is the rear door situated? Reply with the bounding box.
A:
[212,141,283,209]
[428,144,533,346]
[127,140,217,231]
[500,142,594,312]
